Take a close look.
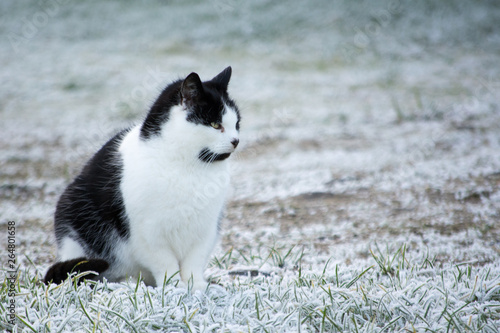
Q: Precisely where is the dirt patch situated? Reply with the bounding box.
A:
[224,176,500,255]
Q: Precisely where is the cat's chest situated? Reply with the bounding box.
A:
[119,127,229,222]
[144,162,228,205]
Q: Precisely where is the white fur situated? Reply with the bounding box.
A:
[114,103,239,290]
[59,237,85,261]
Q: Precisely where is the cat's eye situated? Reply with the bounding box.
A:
[211,122,221,130]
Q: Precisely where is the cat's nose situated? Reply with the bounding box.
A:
[231,138,239,148]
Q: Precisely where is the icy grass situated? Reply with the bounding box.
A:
[2,245,500,332]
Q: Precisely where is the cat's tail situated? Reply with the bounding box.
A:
[43,257,109,285]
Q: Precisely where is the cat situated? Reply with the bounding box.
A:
[44,66,240,291]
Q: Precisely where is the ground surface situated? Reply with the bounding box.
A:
[1,0,500,332]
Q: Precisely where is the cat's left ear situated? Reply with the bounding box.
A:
[211,66,232,91]
[181,72,204,108]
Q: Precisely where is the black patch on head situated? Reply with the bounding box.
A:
[183,67,235,127]
[140,67,240,140]
[198,148,231,163]
[54,130,130,258]
[185,85,228,126]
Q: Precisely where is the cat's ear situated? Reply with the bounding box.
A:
[211,66,232,91]
[181,72,204,108]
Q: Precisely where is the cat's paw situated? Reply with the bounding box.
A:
[172,278,204,291]
[170,278,208,292]
[186,279,209,293]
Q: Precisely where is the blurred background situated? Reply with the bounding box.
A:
[1,0,499,268]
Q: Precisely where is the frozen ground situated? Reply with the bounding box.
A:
[1,0,500,331]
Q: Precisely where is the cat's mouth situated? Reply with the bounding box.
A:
[198,148,231,163]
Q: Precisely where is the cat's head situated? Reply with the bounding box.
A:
[141,67,240,163]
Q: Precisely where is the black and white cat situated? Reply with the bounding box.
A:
[44,67,240,291]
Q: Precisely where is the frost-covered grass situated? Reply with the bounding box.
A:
[2,245,500,332]
[2,0,500,332]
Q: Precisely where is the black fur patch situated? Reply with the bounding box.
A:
[185,84,228,127]
[198,148,231,163]
[44,257,109,285]
[54,130,129,258]
[140,80,182,140]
